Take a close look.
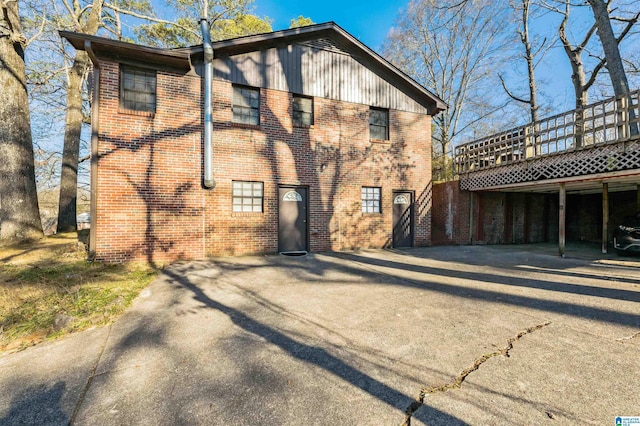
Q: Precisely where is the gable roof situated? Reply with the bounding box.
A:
[61,22,447,114]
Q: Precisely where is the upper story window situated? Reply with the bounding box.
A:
[369,107,389,140]
[120,66,157,113]
[232,85,260,125]
[293,94,313,126]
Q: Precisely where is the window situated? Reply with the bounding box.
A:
[232,181,263,212]
[293,94,313,126]
[369,107,389,140]
[120,66,156,113]
[232,85,260,125]
[362,187,381,213]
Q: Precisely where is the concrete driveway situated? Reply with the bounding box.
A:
[1,245,639,425]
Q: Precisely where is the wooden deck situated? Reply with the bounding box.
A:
[455,91,640,191]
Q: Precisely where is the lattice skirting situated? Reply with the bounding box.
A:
[460,139,640,191]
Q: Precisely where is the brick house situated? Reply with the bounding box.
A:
[61,23,446,263]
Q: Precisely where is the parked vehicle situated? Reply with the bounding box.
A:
[613,212,640,256]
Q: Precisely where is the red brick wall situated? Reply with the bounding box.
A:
[432,181,470,245]
[95,62,205,263]
[94,60,432,262]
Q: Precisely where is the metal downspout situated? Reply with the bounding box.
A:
[200,19,216,189]
[84,40,99,259]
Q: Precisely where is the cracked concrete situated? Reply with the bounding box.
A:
[402,322,551,426]
[616,331,640,342]
[1,245,638,425]
[69,324,113,424]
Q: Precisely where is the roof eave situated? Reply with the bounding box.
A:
[59,31,192,72]
[59,24,448,114]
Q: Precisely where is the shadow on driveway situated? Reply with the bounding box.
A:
[162,267,467,425]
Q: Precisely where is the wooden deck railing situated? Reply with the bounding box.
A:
[454,90,640,174]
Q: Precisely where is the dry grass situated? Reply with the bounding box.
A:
[0,233,156,353]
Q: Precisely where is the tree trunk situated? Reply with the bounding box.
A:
[568,56,589,110]
[522,0,539,124]
[56,0,103,232]
[565,46,589,148]
[498,0,540,126]
[56,52,89,232]
[558,9,590,110]
[0,0,44,241]
[558,1,592,148]
[587,0,631,99]
[587,0,637,135]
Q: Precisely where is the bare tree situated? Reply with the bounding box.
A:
[0,0,43,241]
[552,0,639,109]
[384,0,511,162]
[586,0,639,134]
[55,0,103,233]
[586,0,630,97]
[557,0,599,110]
[51,0,266,233]
[499,0,551,124]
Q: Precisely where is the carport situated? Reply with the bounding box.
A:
[474,171,640,256]
[453,90,640,256]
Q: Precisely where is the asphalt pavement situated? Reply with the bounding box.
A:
[1,245,639,425]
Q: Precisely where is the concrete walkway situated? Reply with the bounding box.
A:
[1,245,639,425]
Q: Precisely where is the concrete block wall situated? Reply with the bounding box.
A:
[432,182,555,246]
[567,191,638,243]
[474,192,506,244]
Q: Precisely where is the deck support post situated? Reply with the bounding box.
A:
[559,183,566,257]
[469,191,475,244]
[602,183,609,254]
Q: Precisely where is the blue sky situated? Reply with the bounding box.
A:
[253,0,407,51]
[250,1,639,116]
[251,0,579,110]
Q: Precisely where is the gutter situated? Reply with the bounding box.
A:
[200,19,216,189]
[84,40,99,259]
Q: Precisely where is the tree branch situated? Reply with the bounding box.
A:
[103,2,199,37]
[615,11,640,43]
[622,58,639,74]
[25,11,47,47]
[585,57,606,90]
[584,8,640,90]
[59,0,81,31]
[453,100,512,138]
[498,74,530,105]
[577,23,597,51]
